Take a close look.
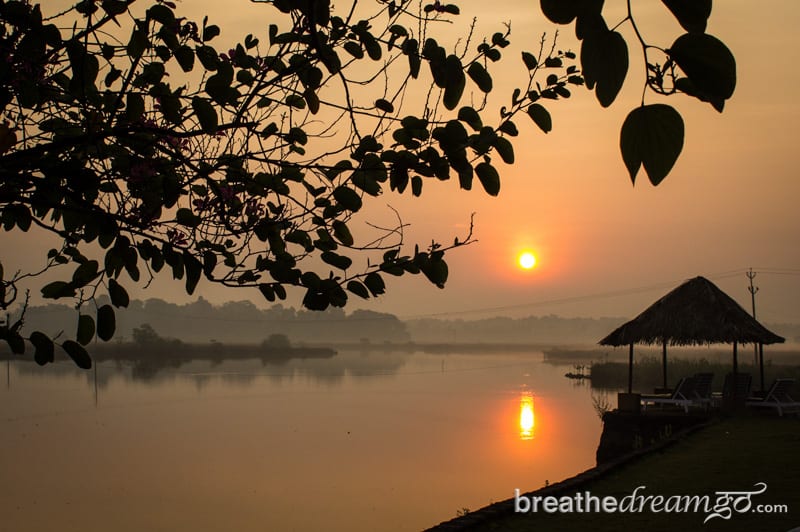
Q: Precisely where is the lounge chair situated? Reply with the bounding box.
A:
[712,373,752,410]
[690,372,714,409]
[746,379,800,417]
[641,376,697,413]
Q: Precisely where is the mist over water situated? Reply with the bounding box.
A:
[1,349,604,532]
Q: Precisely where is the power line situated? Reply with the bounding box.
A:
[401,268,752,319]
[14,267,799,322]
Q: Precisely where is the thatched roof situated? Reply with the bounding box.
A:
[599,276,785,346]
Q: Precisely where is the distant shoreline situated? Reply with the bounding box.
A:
[2,341,799,364]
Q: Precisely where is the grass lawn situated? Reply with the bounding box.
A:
[465,415,800,532]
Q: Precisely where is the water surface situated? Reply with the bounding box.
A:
[0,350,605,531]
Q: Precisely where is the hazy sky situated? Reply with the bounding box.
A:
[6,1,800,323]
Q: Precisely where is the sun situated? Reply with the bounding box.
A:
[518,252,537,270]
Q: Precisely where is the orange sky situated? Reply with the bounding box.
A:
[6,1,800,322]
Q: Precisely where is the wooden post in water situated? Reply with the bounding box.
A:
[662,339,668,390]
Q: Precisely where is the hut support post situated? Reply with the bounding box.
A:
[662,340,667,390]
[759,343,765,392]
[732,341,738,377]
[628,343,633,393]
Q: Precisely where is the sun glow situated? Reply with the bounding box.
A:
[519,394,535,440]
[518,252,537,270]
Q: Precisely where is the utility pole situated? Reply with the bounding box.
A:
[746,268,759,365]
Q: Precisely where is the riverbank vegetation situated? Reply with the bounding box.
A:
[462,416,800,531]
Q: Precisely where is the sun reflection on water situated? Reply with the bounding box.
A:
[519,393,535,440]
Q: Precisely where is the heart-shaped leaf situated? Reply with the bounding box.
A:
[620,104,684,186]
[581,30,628,107]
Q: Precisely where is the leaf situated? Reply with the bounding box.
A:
[304,89,320,114]
[101,0,128,16]
[0,122,17,154]
[527,104,552,133]
[176,207,200,228]
[443,55,465,110]
[41,280,75,299]
[192,96,218,133]
[581,30,628,107]
[457,107,482,131]
[302,288,329,311]
[332,221,354,246]
[126,93,145,121]
[540,0,578,24]
[661,0,711,34]
[108,278,129,308]
[493,137,515,164]
[258,284,276,302]
[147,4,175,25]
[668,33,736,110]
[77,314,95,346]
[411,176,422,197]
[421,257,448,288]
[344,41,364,59]
[274,284,287,300]
[96,305,116,341]
[333,186,363,212]
[375,99,394,113]
[203,24,221,42]
[346,280,370,299]
[206,64,235,105]
[360,31,381,61]
[521,51,538,70]
[127,27,148,59]
[184,252,202,295]
[363,272,386,296]
[475,162,500,196]
[620,104,684,186]
[174,45,195,72]
[403,39,420,78]
[499,120,518,136]
[30,331,55,365]
[62,340,92,369]
[195,45,219,71]
[285,94,306,109]
[467,62,492,93]
[351,171,382,196]
[321,251,353,270]
[72,260,100,287]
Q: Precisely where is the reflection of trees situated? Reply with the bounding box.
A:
[7,349,410,387]
[12,298,412,345]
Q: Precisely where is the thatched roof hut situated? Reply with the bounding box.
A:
[599,276,785,392]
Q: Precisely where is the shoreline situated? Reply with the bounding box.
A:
[425,416,717,531]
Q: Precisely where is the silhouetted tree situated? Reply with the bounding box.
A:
[262,333,291,350]
[0,0,735,367]
[131,322,161,345]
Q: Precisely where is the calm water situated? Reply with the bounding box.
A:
[0,350,606,531]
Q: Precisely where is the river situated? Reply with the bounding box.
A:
[0,349,607,531]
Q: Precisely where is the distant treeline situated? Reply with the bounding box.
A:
[11,297,410,345]
[406,315,630,345]
[7,297,800,346]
